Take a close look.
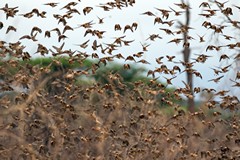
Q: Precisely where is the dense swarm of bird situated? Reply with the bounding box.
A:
[0,0,240,159]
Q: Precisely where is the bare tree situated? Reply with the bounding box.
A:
[178,0,195,112]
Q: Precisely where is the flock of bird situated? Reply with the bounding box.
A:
[0,0,239,107]
[0,1,240,159]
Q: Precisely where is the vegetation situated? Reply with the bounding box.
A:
[0,0,240,159]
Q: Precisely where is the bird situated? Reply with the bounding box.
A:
[0,21,3,29]
[159,28,174,35]
[74,39,90,49]
[97,16,105,24]
[83,7,93,15]
[140,42,150,51]
[155,8,171,19]
[169,7,184,16]
[44,3,59,8]
[141,11,155,16]
[199,2,211,8]
[146,34,162,41]
[164,76,177,85]
[114,24,121,31]
[196,34,206,43]
[208,76,224,83]
[19,32,38,42]
[168,38,183,44]
[166,55,176,62]
[123,25,133,33]
[219,54,229,61]
[6,25,16,33]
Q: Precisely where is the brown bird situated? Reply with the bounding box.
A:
[19,32,38,42]
[203,9,218,16]
[19,12,34,18]
[159,28,174,35]
[51,42,65,54]
[63,25,74,34]
[164,76,177,85]
[31,26,42,35]
[93,30,106,39]
[218,64,231,73]
[6,25,16,33]
[146,34,162,41]
[83,7,93,15]
[78,20,95,29]
[137,59,150,64]
[97,16,105,24]
[154,17,163,24]
[51,28,61,36]
[97,5,111,11]
[61,2,78,10]
[210,68,222,75]
[155,8,171,19]
[123,25,133,33]
[199,13,212,18]
[123,64,130,70]
[113,53,125,59]
[174,2,191,9]
[122,40,134,46]
[215,0,229,8]
[162,20,175,27]
[84,29,93,37]
[74,39,90,49]
[235,71,240,80]
[156,56,164,64]
[35,44,48,56]
[140,42,150,51]
[44,3,58,7]
[0,3,19,19]
[215,90,229,96]
[169,7,184,16]
[125,56,136,62]
[0,21,3,29]
[141,11,155,16]
[193,54,212,63]
[44,31,51,38]
[132,22,138,30]
[133,52,144,58]
[91,53,99,59]
[172,66,181,72]
[219,54,229,61]
[92,40,101,50]
[193,71,203,79]
[199,2,211,8]
[208,75,224,83]
[114,24,121,31]
[147,70,155,77]
[166,55,176,62]
[197,34,206,43]
[230,79,240,87]
[168,38,183,44]
[222,34,235,40]
[202,88,216,93]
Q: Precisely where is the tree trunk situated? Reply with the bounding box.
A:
[182,1,195,112]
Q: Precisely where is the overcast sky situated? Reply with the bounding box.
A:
[1,0,239,100]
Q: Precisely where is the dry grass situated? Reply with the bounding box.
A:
[0,69,239,160]
[0,1,240,159]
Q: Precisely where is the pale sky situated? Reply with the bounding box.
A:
[1,0,239,100]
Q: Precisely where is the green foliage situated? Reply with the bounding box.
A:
[93,62,148,84]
